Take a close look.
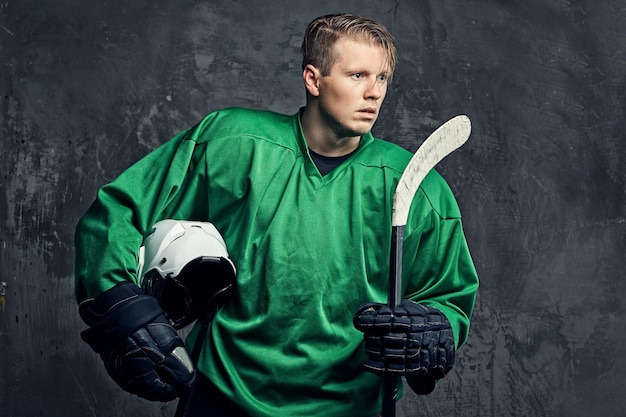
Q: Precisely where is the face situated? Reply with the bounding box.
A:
[310,38,391,139]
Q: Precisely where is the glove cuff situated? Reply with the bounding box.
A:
[79,282,164,353]
[406,374,437,395]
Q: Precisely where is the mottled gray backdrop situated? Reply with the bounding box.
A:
[1,1,625,416]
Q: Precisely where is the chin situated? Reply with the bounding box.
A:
[351,122,376,136]
[340,127,371,138]
[328,115,375,138]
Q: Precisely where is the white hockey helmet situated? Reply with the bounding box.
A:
[138,219,237,329]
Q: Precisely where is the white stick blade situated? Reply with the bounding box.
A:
[392,115,471,226]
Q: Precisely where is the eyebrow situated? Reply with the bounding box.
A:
[342,64,390,75]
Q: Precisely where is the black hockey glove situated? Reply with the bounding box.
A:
[353,300,454,393]
[79,282,195,402]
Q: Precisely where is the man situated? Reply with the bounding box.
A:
[75,13,478,416]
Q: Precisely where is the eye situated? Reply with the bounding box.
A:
[352,73,362,79]
[378,74,388,82]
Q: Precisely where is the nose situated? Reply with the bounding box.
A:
[365,77,384,100]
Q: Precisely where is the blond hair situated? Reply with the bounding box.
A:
[301,13,397,76]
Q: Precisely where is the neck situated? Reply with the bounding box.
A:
[300,105,361,157]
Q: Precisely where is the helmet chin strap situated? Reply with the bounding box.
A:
[136,245,146,280]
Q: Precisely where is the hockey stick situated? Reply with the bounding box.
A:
[382,115,471,417]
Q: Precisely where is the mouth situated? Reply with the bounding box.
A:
[357,108,378,119]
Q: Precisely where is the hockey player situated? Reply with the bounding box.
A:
[75,13,479,416]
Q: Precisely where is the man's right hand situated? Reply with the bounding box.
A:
[79,282,195,402]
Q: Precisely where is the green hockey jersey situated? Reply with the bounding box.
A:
[75,107,478,416]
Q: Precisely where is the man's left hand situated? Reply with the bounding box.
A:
[353,300,455,383]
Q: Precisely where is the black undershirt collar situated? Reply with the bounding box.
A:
[309,148,357,176]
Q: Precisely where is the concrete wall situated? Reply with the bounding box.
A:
[1,1,625,416]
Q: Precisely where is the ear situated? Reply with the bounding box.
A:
[303,64,321,97]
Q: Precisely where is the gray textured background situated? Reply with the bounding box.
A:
[1,1,625,416]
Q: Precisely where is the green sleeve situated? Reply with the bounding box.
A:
[402,171,479,349]
[74,128,209,303]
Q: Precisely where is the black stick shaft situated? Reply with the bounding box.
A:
[382,224,405,417]
[388,225,404,307]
